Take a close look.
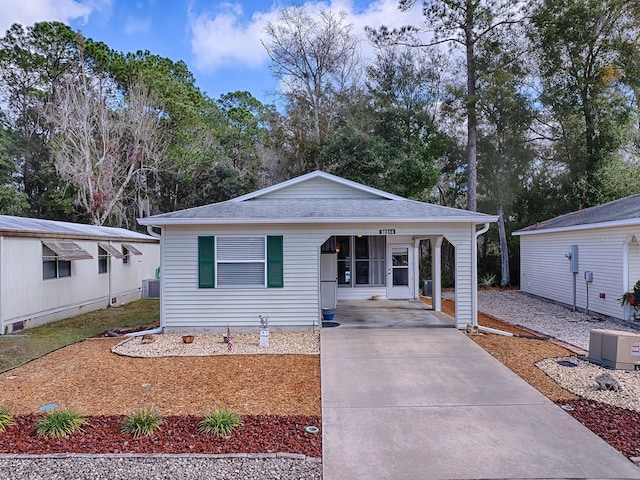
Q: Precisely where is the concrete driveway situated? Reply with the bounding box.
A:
[321,327,640,480]
[333,299,454,328]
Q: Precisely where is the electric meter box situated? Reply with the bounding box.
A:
[589,329,640,370]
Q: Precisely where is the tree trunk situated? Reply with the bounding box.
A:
[465,11,478,212]
[497,205,510,287]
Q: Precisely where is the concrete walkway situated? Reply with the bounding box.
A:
[321,327,640,480]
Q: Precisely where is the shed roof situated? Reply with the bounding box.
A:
[0,215,158,242]
[139,171,497,226]
[514,194,640,235]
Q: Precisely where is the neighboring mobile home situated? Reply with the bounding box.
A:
[138,171,497,332]
[0,215,159,334]
[514,194,640,322]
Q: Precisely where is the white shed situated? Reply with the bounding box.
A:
[0,215,160,334]
[138,171,497,332]
[514,194,640,322]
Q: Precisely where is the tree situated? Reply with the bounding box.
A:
[529,0,637,209]
[45,59,165,226]
[324,46,446,198]
[0,22,81,218]
[369,0,524,211]
[477,58,536,286]
[263,6,361,171]
[0,124,29,215]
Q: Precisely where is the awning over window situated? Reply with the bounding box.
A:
[42,241,93,260]
[98,242,125,259]
[121,243,143,255]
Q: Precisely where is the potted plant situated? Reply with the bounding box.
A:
[182,334,194,344]
[619,280,640,306]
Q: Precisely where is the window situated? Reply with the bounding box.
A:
[198,235,283,288]
[122,246,129,264]
[337,236,385,287]
[42,245,72,279]
[98,247,108,274]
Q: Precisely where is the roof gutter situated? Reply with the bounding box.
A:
[138,216,500,226]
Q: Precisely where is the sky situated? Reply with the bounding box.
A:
[0,0,419,105]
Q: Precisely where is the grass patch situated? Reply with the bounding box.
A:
[199,409,242,436]
[36,408,86,438]
[0,299,159,373]
[0,407,15,433]
[121,407,162,437]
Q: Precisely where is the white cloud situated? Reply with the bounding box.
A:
[0,0,112,34]
[124,16,151,35]
[188,0,420,73]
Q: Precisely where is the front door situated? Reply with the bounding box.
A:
[387,244,412,299]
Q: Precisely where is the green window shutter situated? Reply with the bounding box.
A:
[198,236,215,288]
[267,235,283,288]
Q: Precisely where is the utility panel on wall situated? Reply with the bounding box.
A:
[569,245,579,273]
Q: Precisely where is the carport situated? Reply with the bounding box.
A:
[330,299,454,328]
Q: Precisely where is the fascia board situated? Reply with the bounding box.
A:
[513,218,640,236]
[138,215,499,226]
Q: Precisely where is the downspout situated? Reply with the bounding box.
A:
[471,223,490,328]
[470,222,516,337]
[125,225,163,337]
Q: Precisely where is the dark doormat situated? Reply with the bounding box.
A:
[322,321,340,328]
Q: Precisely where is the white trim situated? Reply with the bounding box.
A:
[229,170,405,202]
[139,216,498,226]
[624,238,631,321]
[514,218,640,236]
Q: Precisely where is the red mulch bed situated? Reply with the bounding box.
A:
[557,400,640,458]
[0,415,321,457]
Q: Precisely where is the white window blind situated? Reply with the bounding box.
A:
[216,236,266,287]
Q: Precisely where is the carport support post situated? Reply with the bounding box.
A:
[432,236,442,312]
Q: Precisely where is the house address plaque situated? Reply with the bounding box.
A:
[379,229,396,234]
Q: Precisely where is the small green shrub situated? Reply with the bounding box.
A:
[121,407,162,437]
[36,408,86,438]
[0,407,15,433]
[199,409,242,436]
[479,273,496,287]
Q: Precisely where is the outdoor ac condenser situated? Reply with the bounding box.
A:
[589,329,640,371]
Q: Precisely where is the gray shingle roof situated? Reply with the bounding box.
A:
[0,215,157,241]
[143,198,494,223]
[517,194,640,232]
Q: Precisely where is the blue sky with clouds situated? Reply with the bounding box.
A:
[0,1,417,104]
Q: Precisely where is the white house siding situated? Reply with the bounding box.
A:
[108,241,160,306]
[519,226,638,321]
[258,177,380,199]
[161,222,476,332]
[1,236,159,332]
[630,238,640,289]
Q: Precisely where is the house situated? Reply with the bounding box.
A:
[138,171,497,332]
[0,215,160,334]
[513,194,640,322]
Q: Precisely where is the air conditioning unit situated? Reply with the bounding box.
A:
[142,279,160,299]
[589,329,640,371]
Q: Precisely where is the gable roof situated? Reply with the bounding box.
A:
[514,194,640,236]
[139,171,497,226]
[230,171,403,202]
[0,215,158,242]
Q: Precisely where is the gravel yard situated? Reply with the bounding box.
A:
[113,331,319,357]
[0,456,322,480]
[449,289,639,350]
